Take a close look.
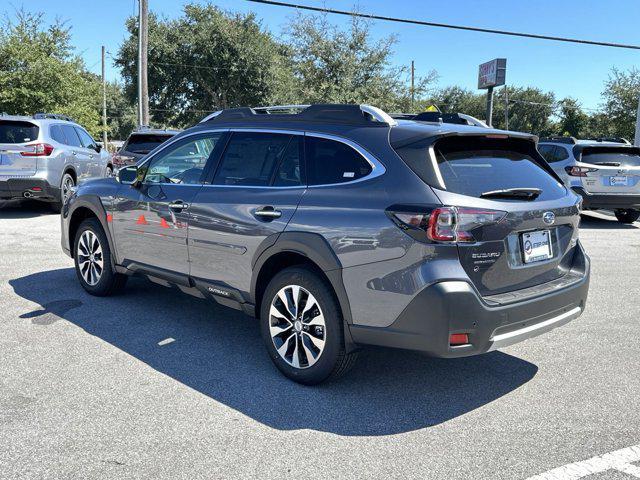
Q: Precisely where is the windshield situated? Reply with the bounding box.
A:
[124,134,174,154]
[0,121,39,144]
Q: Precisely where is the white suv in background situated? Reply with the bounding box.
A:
[0,113,113,211]
[538,137,640,223]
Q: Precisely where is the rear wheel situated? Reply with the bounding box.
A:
[50,172,76,212]
[614,209,640,224]
[260,267,357,385]
[73,218,127,296]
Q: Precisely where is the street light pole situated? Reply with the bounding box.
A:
[486,86,494,127]
[137,0,149,127]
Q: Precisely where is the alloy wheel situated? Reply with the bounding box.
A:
[77,230,104,286]
[62,175,75,204]
[269,285,326,369]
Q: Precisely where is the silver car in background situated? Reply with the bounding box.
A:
[0,113,113,211]
[538,136,640,223]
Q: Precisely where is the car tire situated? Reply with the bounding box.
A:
[73,218,127,296]
[50,172,76,212]
[106,165,114,177]
[614,209,640,224]
[260,266,357,385]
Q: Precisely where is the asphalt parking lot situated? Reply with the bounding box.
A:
[1,200,639,480]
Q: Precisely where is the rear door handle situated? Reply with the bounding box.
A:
[254,206,282,219]
[169,200,189,211]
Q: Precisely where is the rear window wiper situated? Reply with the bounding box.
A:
[480,187,542,200]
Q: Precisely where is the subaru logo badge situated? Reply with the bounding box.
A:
[543,211,555,225]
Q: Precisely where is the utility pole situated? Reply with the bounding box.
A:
[101,46,108,148]
[137,0,149,127]
[504,85,509,130]
[485,86,494,127]
[410,60,415,111]
[635,95,640,146]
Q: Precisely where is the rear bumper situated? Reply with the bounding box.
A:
[573,187,640,210]
[0,178,58,201]
[349,242,590,357]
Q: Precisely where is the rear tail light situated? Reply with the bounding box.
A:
[112,154,135,166]
[389,206,506,244]
[20,143,54,157]
[565,166,597,177]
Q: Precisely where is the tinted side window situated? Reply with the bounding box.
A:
[61,125,82,147]
[213,132,292,186]
[143,134,221,185]
[75,128,96,149]
[305,136,372,185]
[555,146,569,161]
[538,145,556,162]
[50,125,67,144]
[272,136,303,187]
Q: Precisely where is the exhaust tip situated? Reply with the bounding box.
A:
[23,191,33,198]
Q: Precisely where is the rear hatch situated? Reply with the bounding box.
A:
[0,120,40,177]
[392,133,580,297]
[573,145,640,194]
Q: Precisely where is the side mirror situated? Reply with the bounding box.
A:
[117,165,138,185]
[94,144,102,153]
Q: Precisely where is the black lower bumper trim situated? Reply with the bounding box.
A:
[0,178,58,201]
[572,187,640,210]
[349,243,590,358]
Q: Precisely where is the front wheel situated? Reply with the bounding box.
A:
[614,209,640,224]
[260,266,357,385]
[73,218,127,296]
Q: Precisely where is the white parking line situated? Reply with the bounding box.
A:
[525,443,640,479]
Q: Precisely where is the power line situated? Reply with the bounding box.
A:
[246,0,640,51]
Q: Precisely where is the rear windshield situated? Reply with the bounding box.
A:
[0,120,39,144]
[124,134,173,154]
[436,150,566,200]
[392,134,566,201]
[581,148,640,168]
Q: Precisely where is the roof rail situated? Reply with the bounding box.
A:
[539,136,577,144]
[33,113,75,122]
[199,104,397,127]
[585,137,631,144]
[393,111,488,128]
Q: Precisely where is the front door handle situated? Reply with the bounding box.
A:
[168,200,189,211]
[254,206,282,219]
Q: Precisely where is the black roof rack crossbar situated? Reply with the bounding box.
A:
[33,113,75,122]
[199,104,397,127]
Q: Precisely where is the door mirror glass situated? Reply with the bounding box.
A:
[117,165,138,185]
[93,144,102,153]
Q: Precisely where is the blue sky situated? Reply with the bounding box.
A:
[7,0,640,110]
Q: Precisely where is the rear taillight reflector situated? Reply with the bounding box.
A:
[450,333,469,346]
[565,166,597,177]
[389,206,506,244]
[20,143,54,157]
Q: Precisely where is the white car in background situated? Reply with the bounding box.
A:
[538,137,640,223]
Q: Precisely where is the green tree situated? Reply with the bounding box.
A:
[427,86,485,118]
[599,67,640,142]
[116,3,296,127]
[0,9,102,137]
[105,82,137,140]
[556,97,590,137]
[287,12,436,112]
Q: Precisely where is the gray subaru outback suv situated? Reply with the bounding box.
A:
[0,113,113,210]
[61,104,590,384]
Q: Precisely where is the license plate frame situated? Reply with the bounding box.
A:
[610,175,628,186]
[521,230,553,264]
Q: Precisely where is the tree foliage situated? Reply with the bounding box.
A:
[599,68,640,141]
[286,13,436,112]
[115,4,296,127]
[0,10,102,137]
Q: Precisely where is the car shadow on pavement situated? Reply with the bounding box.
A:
[10,267,538,436]
[579,212,640,230]
[0,200,57,218]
